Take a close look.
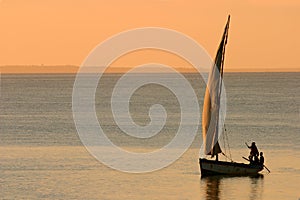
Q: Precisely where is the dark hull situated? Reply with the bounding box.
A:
[199,158,263,176]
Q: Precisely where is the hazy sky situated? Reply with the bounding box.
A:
[0,0,299,72]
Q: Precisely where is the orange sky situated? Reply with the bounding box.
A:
[0,0,299,73]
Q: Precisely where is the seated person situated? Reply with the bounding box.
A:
[259,152,264,165]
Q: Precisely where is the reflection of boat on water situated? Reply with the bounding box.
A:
[202,176,221,200]
[199,15,264,176]
[201,174,264,200]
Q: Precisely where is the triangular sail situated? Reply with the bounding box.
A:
[202,16,230,157]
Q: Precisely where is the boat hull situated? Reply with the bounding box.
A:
[199,158,263,176]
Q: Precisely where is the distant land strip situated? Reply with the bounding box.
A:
[0,65,299,73]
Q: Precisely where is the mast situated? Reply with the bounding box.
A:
[202,15,230,158]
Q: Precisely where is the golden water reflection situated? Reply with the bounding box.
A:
[201,174,264,200]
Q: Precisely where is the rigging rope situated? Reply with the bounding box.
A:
[222,127,227,161]
[220,124,233,162]
[222,152,234,162]
[224,124,232,160]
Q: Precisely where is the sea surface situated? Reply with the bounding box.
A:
[1,72,299,199]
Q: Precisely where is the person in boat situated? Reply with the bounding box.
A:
[246,142,259,162]
[259,152,264,165]
[254,155,259,164]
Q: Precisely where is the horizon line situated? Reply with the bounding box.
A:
[1,65,299,73]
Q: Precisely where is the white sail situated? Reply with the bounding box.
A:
[202,16,230,157]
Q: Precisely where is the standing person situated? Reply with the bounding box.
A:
[246,142,259,161]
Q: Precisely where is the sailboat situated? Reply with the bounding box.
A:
[199,15,264,176]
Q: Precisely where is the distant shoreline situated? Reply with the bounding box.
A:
[1,65,299,73]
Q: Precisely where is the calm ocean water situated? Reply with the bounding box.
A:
[1,72,299,199]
